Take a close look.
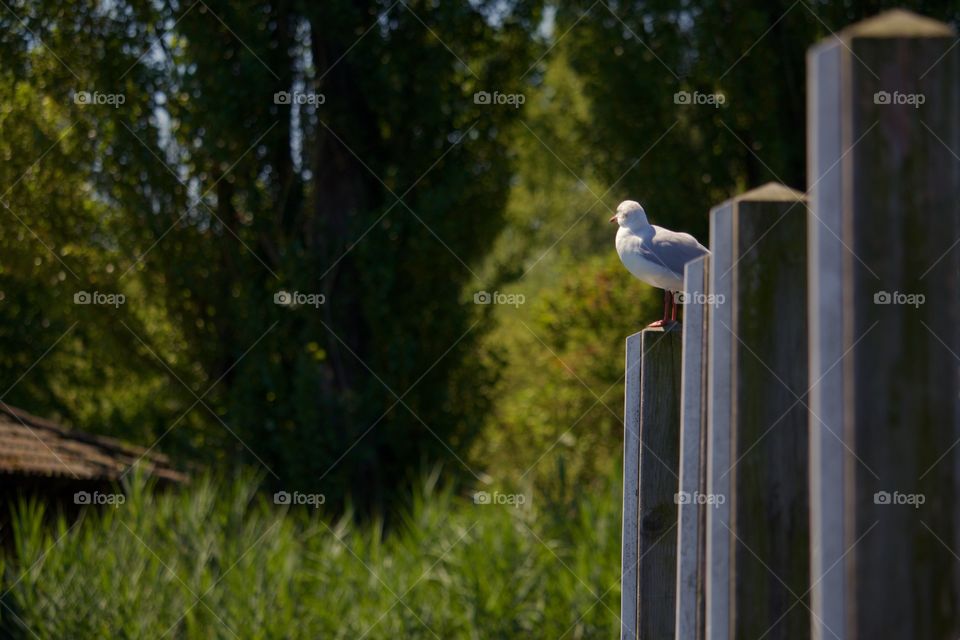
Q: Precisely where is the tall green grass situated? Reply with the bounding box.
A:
[1,468,623,639]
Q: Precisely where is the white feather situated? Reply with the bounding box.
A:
[613,201,709,291]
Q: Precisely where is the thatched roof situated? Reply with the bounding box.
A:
[0,404,186,484]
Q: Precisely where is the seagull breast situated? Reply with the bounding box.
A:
[615,225,709,291]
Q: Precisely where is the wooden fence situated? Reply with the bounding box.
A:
[620,10,960,640]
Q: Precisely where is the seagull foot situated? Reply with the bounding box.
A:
[646,319,681,331]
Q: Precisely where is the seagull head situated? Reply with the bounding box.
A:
[609,200,649,229]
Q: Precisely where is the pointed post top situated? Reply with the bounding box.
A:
[712,183,805,211]
[840,9,954,39]
[733,182,806,202]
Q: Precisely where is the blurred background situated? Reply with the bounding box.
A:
[0,0,957,637]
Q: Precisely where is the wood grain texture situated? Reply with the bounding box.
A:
[622,332,643,640]
[730,188,810,640]
[707,185,811,640]
[676,257,709,640]
[637,327,682,640]
[807,38,847,640]
[808,10,960,639]
[706,202,734,640]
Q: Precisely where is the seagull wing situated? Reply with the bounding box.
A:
[640,227,710,276]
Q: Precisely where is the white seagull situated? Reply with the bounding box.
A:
[611,200,710,327]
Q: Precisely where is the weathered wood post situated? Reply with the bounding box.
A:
[807,10,960,639]
[622,331,643,640]
[621,328,682,639]
[706,183,810,640]
[675,257,709,640]
[705,198,733,640]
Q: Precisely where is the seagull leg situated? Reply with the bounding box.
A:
[647,289,670,328]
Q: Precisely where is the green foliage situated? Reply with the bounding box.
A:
[0,0,546,510]
[549,0,959,245]
[468,48,661,494]
[1,469,622,639]
[472,253,659,496]
[470,0,960,494]
[0,72,179,436]
[4,1,960,634]
[4,0,959,514]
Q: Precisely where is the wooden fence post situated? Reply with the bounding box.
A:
[705,198,733,640]
[621,328,682,639]
[622,331,642,640]
[807,10,960,639]
[638,328,682,640]
[706,183,810,640]
[675,257,709,640]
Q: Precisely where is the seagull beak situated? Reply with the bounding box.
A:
[608,214,618,224]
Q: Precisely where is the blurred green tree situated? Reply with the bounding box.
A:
[2,0,958,511]
[470,0,960,491]
[0,0,545,511]
[551,0,960,242]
